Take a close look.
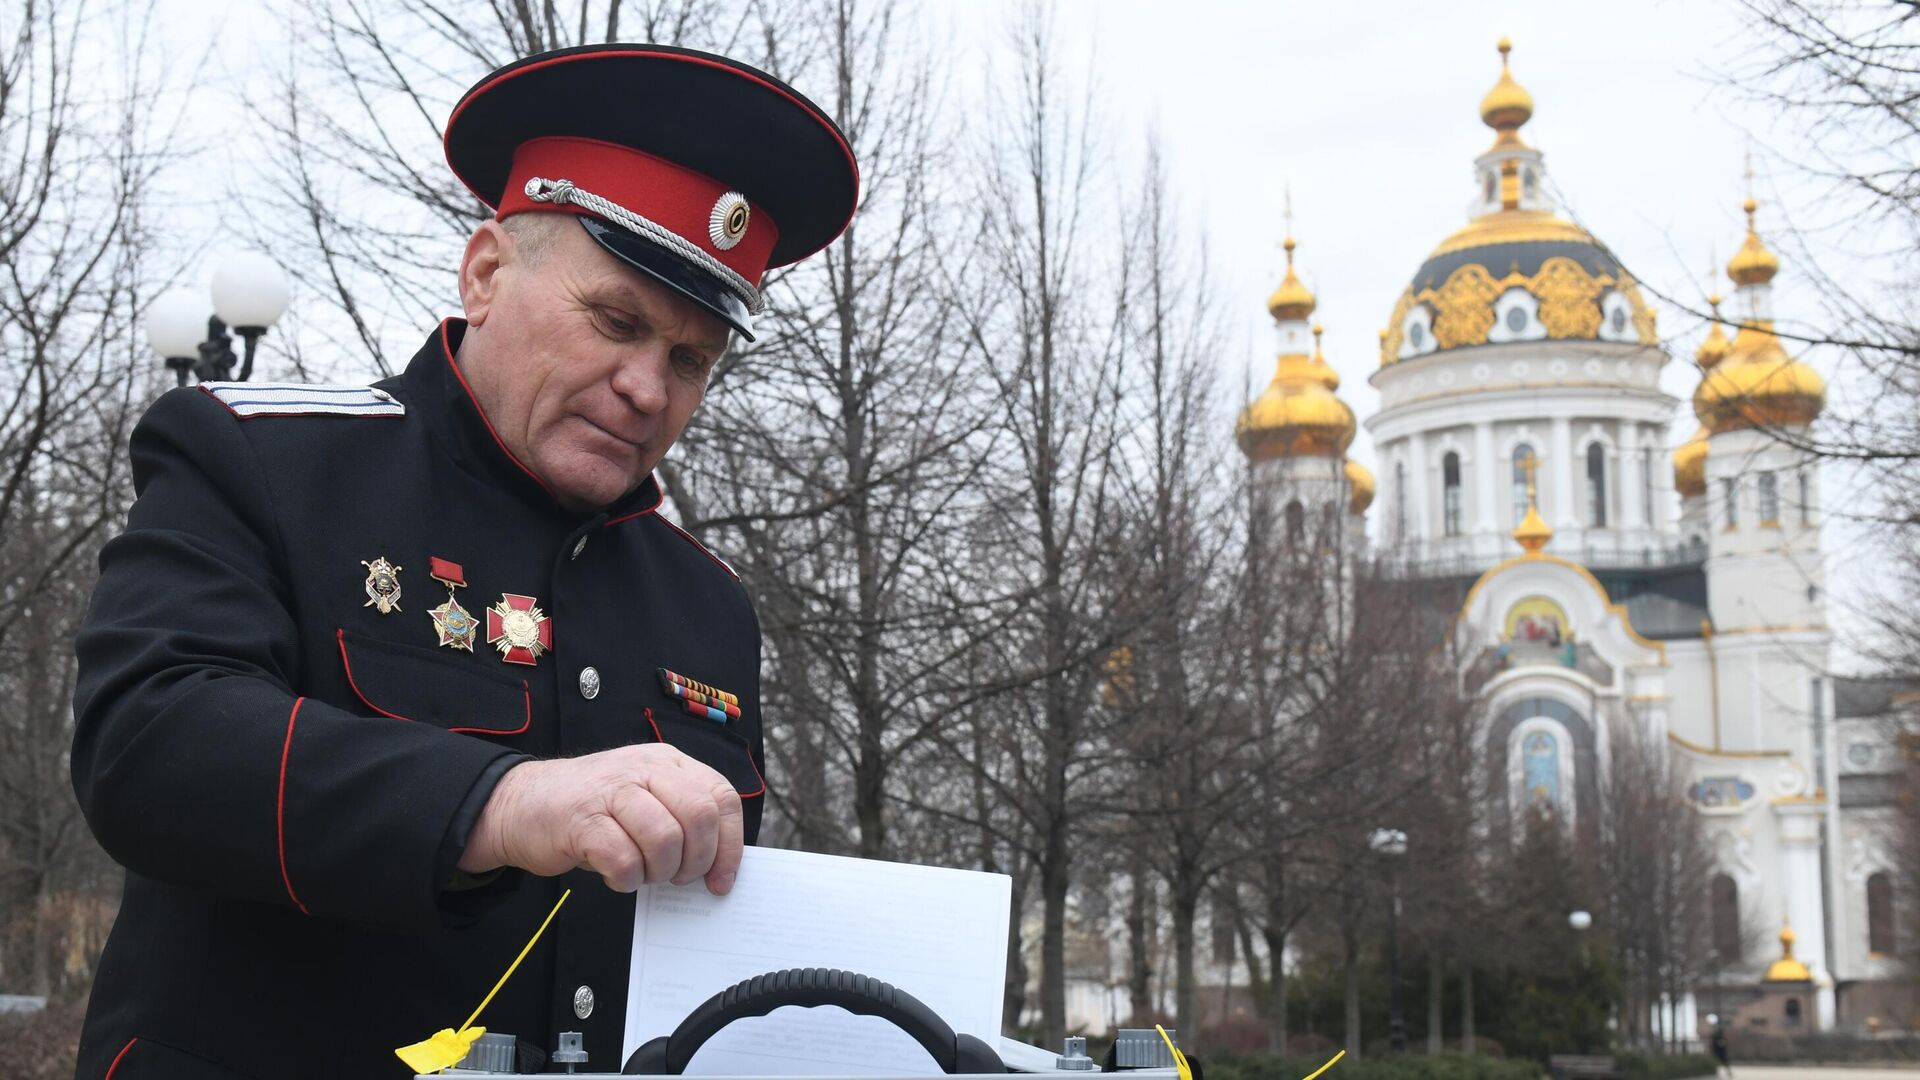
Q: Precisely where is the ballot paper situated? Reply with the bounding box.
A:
[621,847,1012,1075]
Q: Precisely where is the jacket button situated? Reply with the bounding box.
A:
[571,535,589,560]
[573,985,595,1019]
[579,666,601,700]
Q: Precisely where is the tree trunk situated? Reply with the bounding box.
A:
[1343,921,1362,1057]
[1428,953,1443,1054]
[1172,885,1198,1044]
[1040,818,1069,1045]
[1460,967,1475,1054]
[1127,864,1153,1025]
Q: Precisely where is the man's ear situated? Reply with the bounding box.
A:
[459,220,512,327]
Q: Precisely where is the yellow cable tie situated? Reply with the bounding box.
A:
[1299,1048,1345,1080]
[1153,1024,1192,1080]
[394,888,572,1074]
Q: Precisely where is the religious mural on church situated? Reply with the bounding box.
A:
[1504,595,1570,646]
[1523,729,1563,811]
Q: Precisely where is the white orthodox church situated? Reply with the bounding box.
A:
[1230,39,1911,1036]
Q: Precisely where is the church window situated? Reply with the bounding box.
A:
[1711,874,1741,964]
[1505,306,1528,332]
[1609,306,1628,334]
[1723,478,1740,528]
[1409,321,1426,349]
[1586,443,1608,527]
[1512,443,1537,524]
[1523,167,1538,198]
[1443,452,1463,536]
[1484,172,1496,203]
[1285,500,1305,547]
[1785,998,1803,1027]
[1798,470,1813,525]
[1758,471,1779,524]
[1869,871,1895,955]
[1522,730,1562,811]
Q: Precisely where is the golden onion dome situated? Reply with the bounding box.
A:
[1480,38,1534,139]
[1673,425,1709,499]
[1765,923,1813,983]
[1695,206,1824,435]
[1344,458,1375,515]
[1377,45,1659,364]
[1267,236,1317,322]
[1728,198,1781,286]
[1694,339,1825,434]
[1694,295,1732,369]
[1237,326,1356,461]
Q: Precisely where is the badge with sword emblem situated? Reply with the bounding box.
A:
[486,593,552,666]
[427,557,477,651]
[361,557,403,614]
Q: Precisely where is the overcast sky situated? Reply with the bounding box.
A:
[158,0,1890,661]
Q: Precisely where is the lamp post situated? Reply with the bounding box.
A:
[1369,827,1409,1054]
[146,252,291,386]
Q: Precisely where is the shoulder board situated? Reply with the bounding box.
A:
[199,382,405,420]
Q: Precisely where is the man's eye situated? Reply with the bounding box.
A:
[598,309,637,336]
[673,348,709,373]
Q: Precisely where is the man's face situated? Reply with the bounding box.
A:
[459,215,731,511]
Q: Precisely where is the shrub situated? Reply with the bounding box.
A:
[1614,1052,1717,1079]
[1206,1051,1538,1080]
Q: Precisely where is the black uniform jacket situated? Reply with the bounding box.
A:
[70,319,766,1079]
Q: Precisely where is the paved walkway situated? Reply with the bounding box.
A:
[1576,1065,1918,1080]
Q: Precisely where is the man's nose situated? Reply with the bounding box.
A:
[610,345,672,414]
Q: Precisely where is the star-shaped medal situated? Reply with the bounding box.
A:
[486,593,552,666]
[427,557,476,650]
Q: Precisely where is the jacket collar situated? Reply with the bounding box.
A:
[399,318,664,523]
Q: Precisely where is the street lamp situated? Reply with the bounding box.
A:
[1369,827,1409,1054]
[146,252,291,386]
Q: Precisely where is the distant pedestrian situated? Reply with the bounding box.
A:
[1710,1021,1733,1078]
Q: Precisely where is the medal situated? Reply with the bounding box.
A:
[427,557,477,651]
[486,593,552,666]
[361,556,403,614]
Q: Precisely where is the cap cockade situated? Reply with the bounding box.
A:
[444,44,861,341]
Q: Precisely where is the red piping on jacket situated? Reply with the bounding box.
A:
[104,1036,137,1079]
[336,629,532,736]
[438,321,557,501]
[278,699,311,916]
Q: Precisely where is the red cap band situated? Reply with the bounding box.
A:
[495,135,780,287]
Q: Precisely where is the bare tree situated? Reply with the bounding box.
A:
[1597,715,1717,1054]
[0,0,178,996]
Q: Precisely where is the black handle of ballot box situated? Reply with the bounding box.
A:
[621,967,1006,1075]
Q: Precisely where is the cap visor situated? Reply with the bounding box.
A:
[576,215,755,342]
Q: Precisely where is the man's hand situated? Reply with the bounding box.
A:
[459,744,744,894]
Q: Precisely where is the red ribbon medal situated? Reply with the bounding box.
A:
[486,593,552,666]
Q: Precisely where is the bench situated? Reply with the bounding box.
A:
[1548,1055,1622,1080]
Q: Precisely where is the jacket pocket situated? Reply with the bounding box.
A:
[336,628,530,735]
[649,706,765,798]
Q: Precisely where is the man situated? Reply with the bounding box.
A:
[69,44,857,1079]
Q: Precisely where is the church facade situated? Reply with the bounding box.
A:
[1234,40,1911,1036]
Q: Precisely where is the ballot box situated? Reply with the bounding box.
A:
[423,968,1190,1079]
